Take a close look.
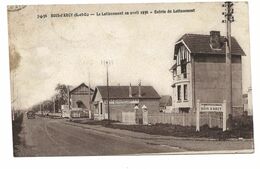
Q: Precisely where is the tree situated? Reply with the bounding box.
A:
[42,100,53,113]
[9,44,21,72]
[10,44,21,109]
[55,84,69,112]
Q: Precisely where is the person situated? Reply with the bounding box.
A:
[226,114,234,131]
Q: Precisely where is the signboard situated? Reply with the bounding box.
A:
[61,105,69,110]
[196,100,226,132]
[104,99,139,105]
[199,103,223,112]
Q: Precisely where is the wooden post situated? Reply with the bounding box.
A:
[223,100,227,131]
[196,100,200,132]
[209,113,212,128]
[182,113,185,126]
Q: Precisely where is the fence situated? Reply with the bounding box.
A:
[110,111,122,121]
[110,111,136,124]
[148,112,222,128]
[122,112,136,124]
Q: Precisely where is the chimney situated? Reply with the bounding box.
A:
[209,31,222,49]
[129,83,132,97]
[138,81,142,97]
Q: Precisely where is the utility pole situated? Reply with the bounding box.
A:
[11,70,17,121]
[67,86,70,109]
[53,96,55,113]
[102,59,113,121]
[40,103,42,116]
[222,1,234,119]
[88,71,92,118]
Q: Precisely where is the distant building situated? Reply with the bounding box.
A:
[243,87,253,116]
[92,84,161,122]
[170,31,245,116]
[69,83,94,111]
[159,95,172,113]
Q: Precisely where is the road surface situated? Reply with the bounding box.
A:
[15,116,254,156]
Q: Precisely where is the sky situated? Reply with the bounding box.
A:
[8,2,251,109]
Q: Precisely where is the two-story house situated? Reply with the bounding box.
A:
[170,31,245,116]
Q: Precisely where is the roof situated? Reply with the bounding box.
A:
[174,33,245,59]
[169,63,177,71]
[92,86,161,101]
[159,95,172,107]
[69,83,94,94]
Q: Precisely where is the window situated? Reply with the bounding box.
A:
[184,85,188,101]
[173,69,177,76]
[76,100,86,108]
[181,60,187,78]
[100,102,103,114]
[177,85,181,101]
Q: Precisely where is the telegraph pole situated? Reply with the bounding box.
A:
[222,2,235,119]
[40,103,43,116]
[53,96,55,113]
[88,71,92,119]
[67,86,70,109]
[102,59,113,121]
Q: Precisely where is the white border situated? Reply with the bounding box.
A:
[0,1,259,169]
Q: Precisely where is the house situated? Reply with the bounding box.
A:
[69,83,94,118]
[92,83,161,123]
[170,31,245,116]
[159,95,172,113]
[243,87,253,116]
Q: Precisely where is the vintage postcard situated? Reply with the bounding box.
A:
[8,2,254,157]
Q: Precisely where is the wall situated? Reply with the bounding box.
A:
[194,54,243,115]
[70,94,91,110]
[172,49,193,111]
[92,90,104,120]
[103,98,160,121]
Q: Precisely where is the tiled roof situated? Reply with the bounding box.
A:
[69,83,94,94]
[159,95,172,107]
[174,33,245,58]
[93,86,161,100]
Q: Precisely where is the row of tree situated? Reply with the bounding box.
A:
[30,83,69,113]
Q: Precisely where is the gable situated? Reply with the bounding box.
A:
[70,83,94,95]
[174,33,245,59]
[92,88,103,102]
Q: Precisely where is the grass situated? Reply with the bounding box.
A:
[72,119,253,140]
[105,123,228,139]
[12,113,24,156]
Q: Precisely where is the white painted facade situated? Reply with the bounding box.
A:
[93,89,107,120]
[172,45,193,113]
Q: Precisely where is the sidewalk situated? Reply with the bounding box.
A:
[63,119,253,142]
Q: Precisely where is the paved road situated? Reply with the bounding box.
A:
[16,116,254,156]
[16,116,184,156]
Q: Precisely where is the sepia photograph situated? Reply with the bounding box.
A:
[7,1,254,157]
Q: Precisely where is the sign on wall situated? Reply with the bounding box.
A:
[200,103,223,112]
[104,99,139,105]
[196,100,226,132]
